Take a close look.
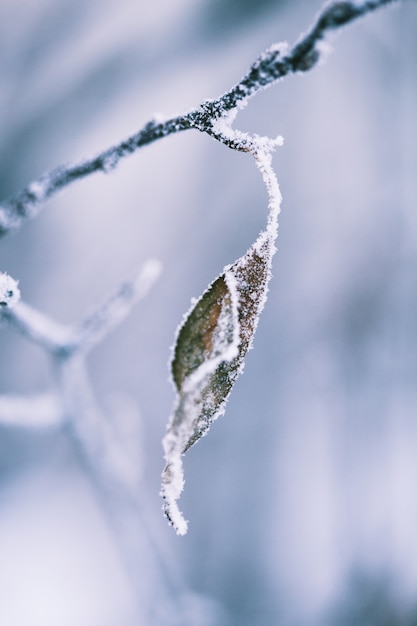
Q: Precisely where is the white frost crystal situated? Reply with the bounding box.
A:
[0,272,20,308]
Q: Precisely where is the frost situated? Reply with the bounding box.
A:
[161,153,282,534]
[211,113,284,155]
[268,41,290,57]
[0,272,21,308]
[152,112,169,124]
[101,151,120,173]
[28,181,46,202]
[0,393,62,427]
[254,41,289,78]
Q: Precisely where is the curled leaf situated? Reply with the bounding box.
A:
[161,153,281,534]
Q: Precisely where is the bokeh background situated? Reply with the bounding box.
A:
[0,0,417,624]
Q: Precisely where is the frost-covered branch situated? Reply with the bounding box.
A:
[69,259,162,357]
[0,260,159,493]
[0,117,191,236]
[0,270,159,587]
[0,393,63,428]
[0,260,161,359]
[207,0,401,112]
[0,0,403,236]
[3,300,73,354]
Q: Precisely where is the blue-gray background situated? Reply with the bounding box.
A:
[0,1,417,624]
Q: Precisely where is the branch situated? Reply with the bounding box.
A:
[0,117,190,236]
[68,258,162,356]
[208,0,401,113]
[0,0,403,237]
[0,393,63,427]
[1,259,162,358]
[2,300,72,354]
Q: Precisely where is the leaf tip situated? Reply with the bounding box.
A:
[161,460,188,535]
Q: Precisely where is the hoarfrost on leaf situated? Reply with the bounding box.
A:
[161,153,282,534]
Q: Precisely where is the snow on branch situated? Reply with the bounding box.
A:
[0,0,402,237]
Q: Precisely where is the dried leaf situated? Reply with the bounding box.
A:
[161,153,281,534]
[171,273,238,452]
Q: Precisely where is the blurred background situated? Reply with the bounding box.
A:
[0,0,417,624]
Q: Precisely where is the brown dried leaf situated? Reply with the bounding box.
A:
[161,152,281,534]
[161,231,275,534]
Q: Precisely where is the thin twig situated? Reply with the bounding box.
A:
[0,0,402,237]
[69,258,162,357]
[2,301,72,354]
[211,0,401,112]
[0,393,63,427]
[0,117,190,236]
[0,259,162,358]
